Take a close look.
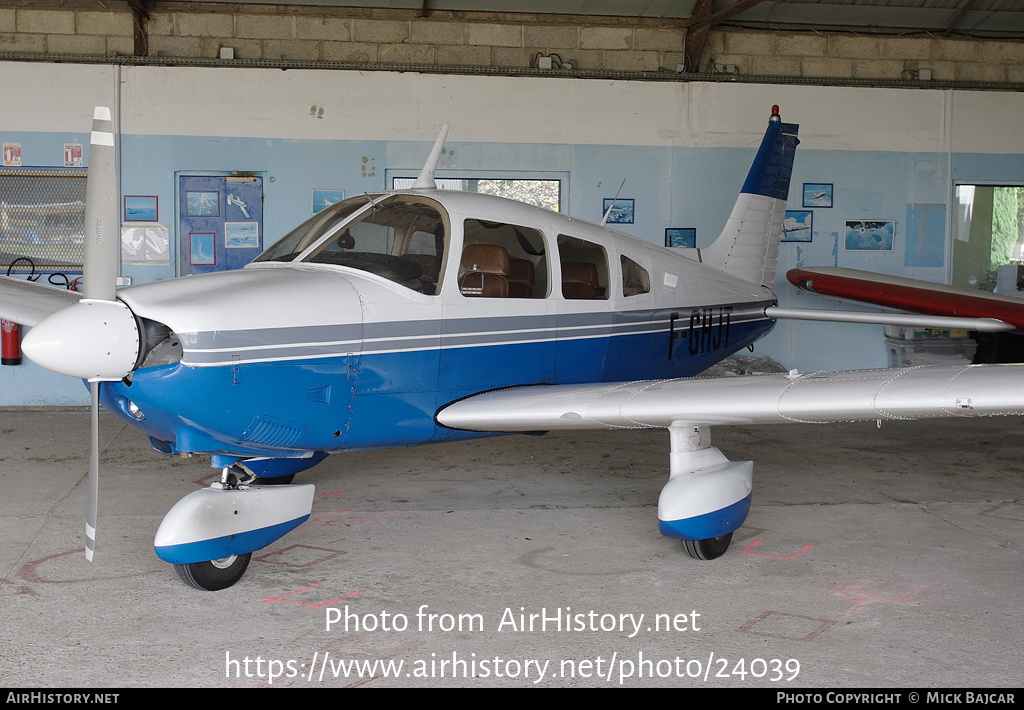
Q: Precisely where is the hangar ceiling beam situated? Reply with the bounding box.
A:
[684,0,768,73]
[125,0,150,57]
[942,0,980,34]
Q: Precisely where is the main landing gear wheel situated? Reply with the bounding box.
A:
[174,553,252,591]
[683,533,733,561]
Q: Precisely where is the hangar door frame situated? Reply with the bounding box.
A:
[950,180,1024,293]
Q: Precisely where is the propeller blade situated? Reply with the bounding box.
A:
[82,106,118,301]
[86,382,99,561]
[81,106,119,562]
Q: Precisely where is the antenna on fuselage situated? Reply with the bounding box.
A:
[412,123,451,189]
[600,178,627,227]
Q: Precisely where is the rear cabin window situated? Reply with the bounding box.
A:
[459,219,548,299]
[557,234,609,300]
[621,255,650,296]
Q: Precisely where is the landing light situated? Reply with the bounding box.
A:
[119,395,147,418]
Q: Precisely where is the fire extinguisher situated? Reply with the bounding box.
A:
[3,257,35,366]
[1,319,20,366]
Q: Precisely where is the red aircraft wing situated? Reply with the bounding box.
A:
[787,266,1024,332]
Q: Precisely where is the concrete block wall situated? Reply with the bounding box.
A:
[1,3,1022,85]
[0,6,133,56]
[144,7,688,71]
[707,29,1024,83]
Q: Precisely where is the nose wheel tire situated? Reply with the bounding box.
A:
[174,553,252,591]
[683,533,733,560]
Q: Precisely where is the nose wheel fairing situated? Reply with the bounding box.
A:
[154,483,315,566]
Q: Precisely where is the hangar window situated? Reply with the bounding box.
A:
[392,177,561,213]
[557,234,608,300]
[621,255,650,297]
[459,219,548,298]
[952,185,1024,293]
[0,169,87,280]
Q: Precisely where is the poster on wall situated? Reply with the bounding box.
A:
[3,143,21,167]
[186,190,220,217]
[803,183,833,208]
[225,222,260,248]
[844,219,894,251]
[189,232,217,266]
[602,198,634,224]
[64,143,83,168]
[905,203,946,268]
[783,210,813,242]
[313,189,346,214]
[665,228,696,248]
[124,195,158,222]
[122,224,170,265]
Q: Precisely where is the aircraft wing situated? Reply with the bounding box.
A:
[0,275,83,326]
[438,363,1024,551]
[436,364,1024,432]
[787,266,1024,332]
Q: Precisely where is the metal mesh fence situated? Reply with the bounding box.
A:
[0,169,87,278]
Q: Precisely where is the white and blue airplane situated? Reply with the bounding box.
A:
[2,106,1023,591]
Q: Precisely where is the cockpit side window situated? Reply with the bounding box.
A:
[621,255,651,297]
[295,196,448,295]
[557,234,609,300]
[459,219,548,299]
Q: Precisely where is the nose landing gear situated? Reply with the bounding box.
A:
[155,461,316,591]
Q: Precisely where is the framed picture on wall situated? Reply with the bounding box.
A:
[844,219,894,251]
[312,189,346,214]
[665,227,696,248]
[803,183,833,208]
[189,232,216,265]
[225,222,260,248]
[602,198,634,224]
[124,195,158,222]
[783,210,813,242]
[186,191,220,217]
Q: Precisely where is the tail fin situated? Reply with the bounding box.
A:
[700,107,799,288]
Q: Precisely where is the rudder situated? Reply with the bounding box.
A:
[700,107,799,288]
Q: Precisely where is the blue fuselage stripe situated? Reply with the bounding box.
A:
[102,305,775,457]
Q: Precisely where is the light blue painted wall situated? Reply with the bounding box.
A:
[1,119,1021,404]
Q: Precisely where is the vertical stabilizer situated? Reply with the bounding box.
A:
[700,107,799,288]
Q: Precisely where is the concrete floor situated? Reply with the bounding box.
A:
[1,410,1022,688]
